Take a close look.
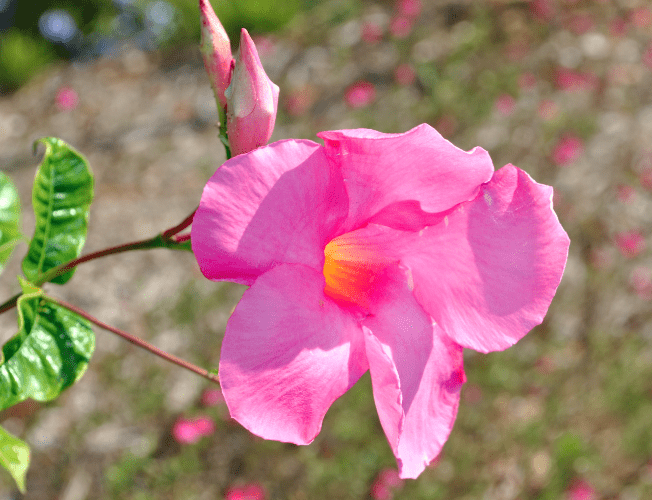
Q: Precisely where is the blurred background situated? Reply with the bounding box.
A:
[1,0,652,498]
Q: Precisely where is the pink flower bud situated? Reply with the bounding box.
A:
[199,0,234,109]
[225,29,279,156]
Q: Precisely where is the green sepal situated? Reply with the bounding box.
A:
[0,425,30,493]
[0,171,23,273]
[0,280,95,410]
[22,137,93,285]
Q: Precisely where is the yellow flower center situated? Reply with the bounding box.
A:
[322,233,385,309]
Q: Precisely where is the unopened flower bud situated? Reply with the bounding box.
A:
[199,0,233,109]
[224,29,279,156]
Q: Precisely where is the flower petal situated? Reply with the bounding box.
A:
[191,140,348,284]
[219,263,368,444]
[318,124,494,230]
[344,164,570,353]
[362,266,464,479]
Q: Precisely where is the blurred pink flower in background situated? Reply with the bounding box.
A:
[640,167,652,189]
[566,478,596,500]
[225,483,266,500]
[538,99,559,121]
[566,13,594,35]
[172,416,215,444]
[609,17,627,37]
[396,0,421,17]
[630,7,652,29]
[201,387,225,407]
[519,72,537,89]
[616,184,636,204]
[552,134,583,166]
[530,0,556,22]
[55,86,79,111]
[389,16,414,38]
[362,22,384,44]
[495,94,516,116]
[394,64,416,86]
[345,81,376,108]
[192,123,570,478]
[630,267,652,299]
[642,42,652,70]
[555,68,598,92]
[370,468,405,500]
[615,230,646,258]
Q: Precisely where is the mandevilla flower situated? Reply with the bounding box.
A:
[224,29,279,156]
[191,124,570,479]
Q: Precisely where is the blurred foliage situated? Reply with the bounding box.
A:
[0,0,318,92]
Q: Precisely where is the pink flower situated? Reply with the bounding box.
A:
[555,68,598,92]
[552,134,583,166]
[396,0,421,17]
[495,94,516,116]
[370,468,404,500]
[201,387,225,407]
[616,184,636,204]
[394,64,416,86]
[191,124,570,479]
[225,29,279,156]
[225,483,266,500]
[55,86,79,111]
[172,416,215,444]
[615,230,646,258]
[530,0,556,22]
[345,81,376,108]
[389,16,414,38]
[630,267,652,299]
[566,478,596,500]
[362,22,384,44]
[199,0,234,109]
[566,13,594,35]
[630,7,652,29]
[609,17,627,37]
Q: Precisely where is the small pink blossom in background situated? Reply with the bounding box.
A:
[615,230,646,258]
[566,478,596,500]
[630,267,652,299]
[495,94,515,116]
[640,167,652,189]
[642,42,652,70]
[55,86,79,111]
[530,0,555,22]
[566,13,594,35]
[201,387,225,407]
[345,81,376,108]
[396,0,421,17]
[555,68,598,92]
[394,64,416,86]
[192,123,570,478]
[389,15,414,38]
[616,184,636,204]
[362,22,384,44]
[552,134,583,166]
[172,416,215,444]
[519,72,537,89]
[225,483,266,500]
[538,99,559,121]
[609,17,627,37]
[630,7,652,29]
[370,468,405,500]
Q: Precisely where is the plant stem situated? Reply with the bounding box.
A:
[45,296,219,384]
[162,207,197,240]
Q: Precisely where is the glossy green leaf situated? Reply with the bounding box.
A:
[0,171,23,273]
[22,137,93,285]
[0,425,30,493]
[0,279,95,411]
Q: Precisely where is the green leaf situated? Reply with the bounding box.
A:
[22,138,93,285]
[0,171,23,273]
[0,285,95,410]
[0,425,30,493]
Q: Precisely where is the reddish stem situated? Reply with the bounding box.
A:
[46,296,219,384]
